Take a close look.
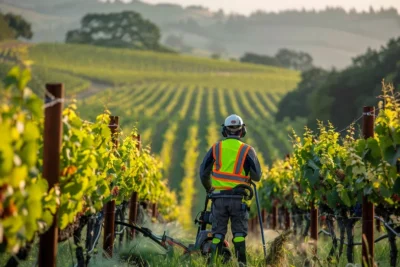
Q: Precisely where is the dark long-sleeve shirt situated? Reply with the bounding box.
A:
[199,138,262,191]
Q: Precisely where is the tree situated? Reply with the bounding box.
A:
[211,53,221,60]
[4,13,33,40]
[0,11,32,41]
[0,14,14,41]
[66,11,164,50]
[275,67,329,122]
[275,48,313,71]
[274,37,400,130]
[240,52,281,67]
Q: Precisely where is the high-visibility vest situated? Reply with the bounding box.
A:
[211,139,251,190]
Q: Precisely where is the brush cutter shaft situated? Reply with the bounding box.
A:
[114,221,190,252]
[251,181,268,260]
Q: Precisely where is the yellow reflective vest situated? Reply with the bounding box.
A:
[211,139,251,190]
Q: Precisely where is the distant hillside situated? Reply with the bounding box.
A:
[1,0,400,68]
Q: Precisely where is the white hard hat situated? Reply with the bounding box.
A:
[224,114,244,130]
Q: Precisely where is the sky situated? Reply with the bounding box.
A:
[139,0,400,15]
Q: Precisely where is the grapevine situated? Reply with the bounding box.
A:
[0,66,178,253]
[258,82,400,218]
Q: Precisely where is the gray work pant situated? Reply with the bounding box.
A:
[210,197,249,238]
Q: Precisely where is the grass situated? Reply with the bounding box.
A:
[3,226,397,267]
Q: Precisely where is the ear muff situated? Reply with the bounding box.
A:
[221,124,247,138]
[241,124,247,138]
[221,124,227,137]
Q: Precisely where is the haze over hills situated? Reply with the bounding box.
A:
[1,0,400,68]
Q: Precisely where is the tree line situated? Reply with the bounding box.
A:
[170,6,400,41]
[275,37,400,129]
[240,49,313,71]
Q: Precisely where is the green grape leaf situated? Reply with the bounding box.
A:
[23,122,40,141]
[63,181,84,199]
[97,180,110,197]
[18,68,31,91]
[41,210,54,229]
[81,136,93,149]
[59,212,69,229]
[326,191,340,209]
[380,135,394,152]
[3,66,20,89]
[9,166,28,188]
[352,165,366,176]
[307,159,320,170]
[20,141,38,167]
[25,96,43,118]
[2,216,23,235]
[26,200,42,238]
[0,124,12,144]
[340,190,351,207]
[374,123,386,136]
[36,178,49,193]
[70,116,82,128]
[380,186,392,198]
[44,194,57,214]
[383,146,400,165]
[355,139,367,155]
[304,168,319,186]
[27,183,45,201]
[367,138,381,159]
[0,144,13,176]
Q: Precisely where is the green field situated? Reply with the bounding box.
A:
[2,42,301,215]
[31,43,300,214]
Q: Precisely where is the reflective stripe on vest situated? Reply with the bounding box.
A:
[233,144,251,174]
[211,140,251,190]
[213,141,222,171]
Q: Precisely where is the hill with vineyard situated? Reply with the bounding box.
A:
[0,41,301,217]
[1,0,400,68]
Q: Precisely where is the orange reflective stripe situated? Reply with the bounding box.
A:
[233,143,245,174]
[234,144,249,174]
[212,171,250,186]
[212,144,216,161]
[238,145,251,175]
[212,170,249,179]
[212,176,248,184]
[217,142,222,171]
[212,142,222,171]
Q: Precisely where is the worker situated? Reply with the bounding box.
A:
[199,114,262,266]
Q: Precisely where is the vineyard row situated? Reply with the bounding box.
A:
[250,83,400,267]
